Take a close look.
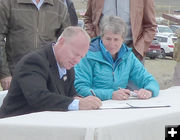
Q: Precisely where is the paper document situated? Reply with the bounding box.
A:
[100,102,130,109]
[127,102,170,108]
[100,100,170,109]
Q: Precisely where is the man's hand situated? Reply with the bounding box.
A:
[0,76,12,90]
[79,96,102,110]
[112,89,130,100]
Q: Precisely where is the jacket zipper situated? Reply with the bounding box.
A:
[112,71,115,82]
[112,63,115,82]
[112,60,123,82]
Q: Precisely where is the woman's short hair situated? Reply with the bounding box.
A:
[99,16,127,39]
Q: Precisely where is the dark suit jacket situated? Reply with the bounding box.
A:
[66,0,78,26]
[0,44,77,118]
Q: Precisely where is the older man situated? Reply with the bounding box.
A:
[84,0,157,61]
[0,27,102,118]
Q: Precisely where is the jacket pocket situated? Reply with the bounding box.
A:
[44,11,61,37]
[11,9,35,30]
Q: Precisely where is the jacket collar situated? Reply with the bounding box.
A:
[87,37,132,67]
[44,43,58,69]
[44,44,66,95]
[17,0,54,5]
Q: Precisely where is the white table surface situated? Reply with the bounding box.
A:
[0,87,180,140]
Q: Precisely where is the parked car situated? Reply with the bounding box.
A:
[146,39,161,59]
[169,25,180,34]
[156,25,174,36]
[155,34,177,58]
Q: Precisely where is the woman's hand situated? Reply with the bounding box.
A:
[134,89,152,99]
[112,89,131,100]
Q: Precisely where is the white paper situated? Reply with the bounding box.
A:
[100,100,170,109]
[100,102,130,109]
[128,102,170,108]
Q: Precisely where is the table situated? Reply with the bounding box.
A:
[0,86,180,140]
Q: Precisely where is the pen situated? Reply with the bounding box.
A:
[129,91,137,97]
[118,87,137,97]
[90,89,96,96]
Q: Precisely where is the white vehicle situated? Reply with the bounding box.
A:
[156,25,174,36]
[169,25,180,34]
[155,34,177,58]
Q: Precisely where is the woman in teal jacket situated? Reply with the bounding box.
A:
[74,16,159,101]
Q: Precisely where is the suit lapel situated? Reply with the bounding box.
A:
[45,44,65,95]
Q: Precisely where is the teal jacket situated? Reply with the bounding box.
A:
[74,37,159,101]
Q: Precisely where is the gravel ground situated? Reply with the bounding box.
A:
[145,57,176,90]
[0,58,175,91]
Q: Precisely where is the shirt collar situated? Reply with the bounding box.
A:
[99,39,127,64]
[52,44,67,79]
[17,0,54,5]
[62,0,67,7]
[32,0,44,10]
[99,40,114,64]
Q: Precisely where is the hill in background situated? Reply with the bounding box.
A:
[155,0,180,16]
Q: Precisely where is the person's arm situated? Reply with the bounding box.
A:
[173,31,180,62]
[66,0,78,26]
[140,0,157,52]
[69,96,102,110]
[0,0,12,89]
[17,53,74,111]
[128,53,159,97]
[56,1,71,38]
[17,53,102,111]
[84,0,96,38]
[0,76,12,90]
[74,57,114,101]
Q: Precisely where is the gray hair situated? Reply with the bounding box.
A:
[58,26,90,42]
[99,16,127,39]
